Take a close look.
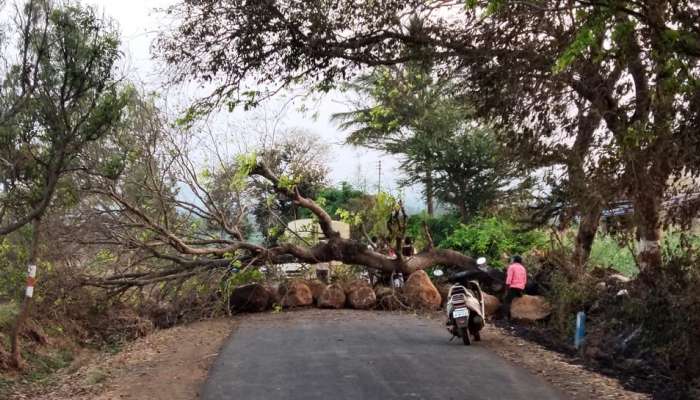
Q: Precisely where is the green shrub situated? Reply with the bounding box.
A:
[406,213,460,251]
[330,263,365,284]
[588,234,637,276]
[0,235,30,301]
[26,349,74,383]
[440,216,547,268]
[0,301,19,331]
[661,229,700,260]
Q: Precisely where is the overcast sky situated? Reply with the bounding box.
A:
[86,0,424,212]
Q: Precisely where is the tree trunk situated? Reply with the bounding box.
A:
[567,109,603,271]
[425,170,434,216]
[457,202,468,222]
[633,193,663,282]
[573,205,601,271]
[10,217,41,369]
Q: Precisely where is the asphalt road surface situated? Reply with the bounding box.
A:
[202,310,565,400]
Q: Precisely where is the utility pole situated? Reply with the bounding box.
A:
[377,160,382,194]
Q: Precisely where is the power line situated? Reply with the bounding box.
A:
[377,160,382,194]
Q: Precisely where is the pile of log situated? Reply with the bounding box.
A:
[228,273,552,322]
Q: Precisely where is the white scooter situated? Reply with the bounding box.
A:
[434,259,487,345]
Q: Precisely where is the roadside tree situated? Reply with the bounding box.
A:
[0,0,128,367]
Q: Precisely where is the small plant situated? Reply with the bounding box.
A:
[0,301,19,331]
[105,341,123,355]
[271,303,283,313]
[85,368,109,385]
[0,376,13,398]
[26,349,74,383]
[0,234,30,301]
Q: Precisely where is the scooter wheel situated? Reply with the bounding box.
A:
[460,327,471,346]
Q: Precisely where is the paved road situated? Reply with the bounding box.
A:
[202,310,565,400]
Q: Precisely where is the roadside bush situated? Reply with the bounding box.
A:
[34,265,153,344]
[633,251,700,384]
[546,269,598,340]
[536,242,700,397]
[0,233,31,302]
[440,216,547,268]
[5,261,225,348]
[659,229,700,261]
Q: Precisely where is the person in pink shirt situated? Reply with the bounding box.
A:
[504,255,527,319]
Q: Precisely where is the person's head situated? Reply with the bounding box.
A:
[511,255,523,264]
[404,237,412,245]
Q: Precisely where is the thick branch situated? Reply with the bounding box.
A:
[252,162,339,239]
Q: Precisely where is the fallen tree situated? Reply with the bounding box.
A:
[81,134,478,291]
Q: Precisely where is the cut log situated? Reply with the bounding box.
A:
[404,270,441,310]
[347,286,377,309]
[229,284,271,313]
[306,279,327,303]
[511,295,552,321]
[482,292,501,317]
[343,279,371,295]
[280,280,313,308]
[318,284,346,309]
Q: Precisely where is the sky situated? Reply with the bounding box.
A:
[86,0,424,212]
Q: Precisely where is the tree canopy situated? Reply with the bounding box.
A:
[0,0,129,235]
[157,0,700,276]
[333,60,467,215]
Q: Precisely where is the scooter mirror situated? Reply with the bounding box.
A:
[432,269,444,277]
[476,257,487,266]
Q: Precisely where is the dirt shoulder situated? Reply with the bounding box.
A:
[9,318,236,400]
[480,323,650,400]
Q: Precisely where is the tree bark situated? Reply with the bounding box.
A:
[567,109,603,272]
[573,205,601,271]
[271,236,477,276]
[633,191,663,281]
[457,202,468,222]
[632,2,671,283]
[425,170,434,217]
[10,217,41,369]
